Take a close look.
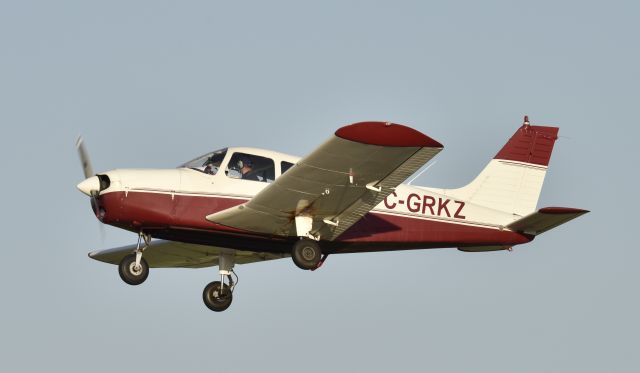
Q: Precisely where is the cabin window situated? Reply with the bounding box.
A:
[180,148,227,175]
[226,152,275,183]
[281,161,294,175]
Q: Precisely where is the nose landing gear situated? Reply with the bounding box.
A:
[118,232,150,285]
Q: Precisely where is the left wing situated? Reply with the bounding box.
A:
[89,240,288,268]
[206,121,443,240]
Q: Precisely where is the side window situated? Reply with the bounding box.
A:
[226,152,275,183]
[281,161,294,175]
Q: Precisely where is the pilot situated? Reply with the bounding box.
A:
[239,157,259,181]
[204,163,214,174]
[203,156,217,175]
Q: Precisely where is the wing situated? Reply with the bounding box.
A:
[206,121,443,240]
[88,240,288,268]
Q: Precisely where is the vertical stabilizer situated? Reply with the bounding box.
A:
[442,117,559,217]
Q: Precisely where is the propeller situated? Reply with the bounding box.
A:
[76,136,106,242]
[76,136,94,179]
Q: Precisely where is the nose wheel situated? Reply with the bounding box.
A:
[118,232,150,285]
[118,253,149,285]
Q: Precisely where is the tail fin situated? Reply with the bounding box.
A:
[446,117,559,216]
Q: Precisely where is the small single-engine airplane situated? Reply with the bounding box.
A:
[77,116,587,312]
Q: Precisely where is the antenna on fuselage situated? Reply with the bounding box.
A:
[407,160,438,186]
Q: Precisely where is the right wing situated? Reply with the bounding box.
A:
[88,240,288,268]
[206,121,443,240]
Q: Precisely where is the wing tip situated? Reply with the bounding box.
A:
[335,121,443,148]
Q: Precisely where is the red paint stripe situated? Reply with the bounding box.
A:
[339,211,530,246]
[97,191,532,248]
[494,125,559,166]
[539,207,589,214]
[335,121,443,148]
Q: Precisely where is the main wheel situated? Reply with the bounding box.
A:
[118,254,149,285]
[202,281,233,312]
[292,239,322,270]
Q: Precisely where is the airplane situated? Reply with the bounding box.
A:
[77,116,588,312]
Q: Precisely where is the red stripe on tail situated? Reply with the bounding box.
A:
[494,124,559,166]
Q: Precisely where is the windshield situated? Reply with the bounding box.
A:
[179,148,228,175]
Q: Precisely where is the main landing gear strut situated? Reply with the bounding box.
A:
[118,232,150,285]
[292,238,328,270]
[202,252,237,312]
[291,214,328,270]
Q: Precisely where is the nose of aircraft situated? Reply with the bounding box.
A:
[77,175,100,196]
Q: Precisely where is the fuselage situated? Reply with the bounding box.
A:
[79,146,532,255]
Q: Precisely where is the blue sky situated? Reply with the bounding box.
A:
[0,1,637,372]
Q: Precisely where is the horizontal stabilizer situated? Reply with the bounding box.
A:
[507,207,589,236]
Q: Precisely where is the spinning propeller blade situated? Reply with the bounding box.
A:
[76,136,94,179]
[76,136,106,243]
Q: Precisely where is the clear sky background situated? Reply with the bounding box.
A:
[0,1,637,372]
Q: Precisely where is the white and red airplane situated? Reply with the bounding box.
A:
[77,117,587,312]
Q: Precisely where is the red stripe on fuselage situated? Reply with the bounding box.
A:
[97,191,532,252]
[99,191,248,233]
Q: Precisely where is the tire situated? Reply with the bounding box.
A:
[202,281,233,312]
[291,239,322,270]
[118,254,149,285]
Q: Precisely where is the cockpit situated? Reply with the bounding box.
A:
[179,147,298,183]
[180,148,228,175]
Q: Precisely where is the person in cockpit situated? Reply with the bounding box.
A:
[203,156,219,175]
[204,162,214,174]
[239,157,260,181]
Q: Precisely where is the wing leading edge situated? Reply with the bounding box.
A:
[206,121,443,241]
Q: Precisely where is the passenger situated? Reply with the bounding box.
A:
[239,157,260,181]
